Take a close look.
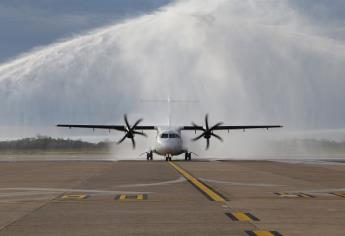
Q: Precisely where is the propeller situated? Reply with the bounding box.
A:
[191,114,223,150]
[117,114,147,149]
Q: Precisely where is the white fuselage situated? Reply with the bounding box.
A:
[154,127,185,156]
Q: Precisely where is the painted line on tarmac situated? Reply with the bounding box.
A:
[245,230,283,236]
[285,187,345,194]
[0,191,58,197]
[169,162,226,202]
[276,188,345,198]
[61,194,88,200]
[275,192,314,198]
[114,194,148,201]
[0,187,150,195]
[225,212,260,222]
[116,176,186,187]
[331,192,345,198]
[199,178,286,187]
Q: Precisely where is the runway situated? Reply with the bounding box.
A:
[0,156,344,235]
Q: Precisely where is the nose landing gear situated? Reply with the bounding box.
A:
[146,151,153,161]
[185,152,192,161]
[165,155,172,161]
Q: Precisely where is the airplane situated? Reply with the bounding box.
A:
[57,114,282,161]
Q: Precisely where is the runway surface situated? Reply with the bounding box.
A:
[0,155,344,236]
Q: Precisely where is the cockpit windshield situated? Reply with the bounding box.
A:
[169,133,180,138]
[160,133,180,139]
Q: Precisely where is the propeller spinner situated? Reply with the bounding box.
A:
[117,114,147,149]
[191,114,224,150]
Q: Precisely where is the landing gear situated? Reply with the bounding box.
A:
[185,152,192,161]
[165,155,172,161]
[146,151,153,161]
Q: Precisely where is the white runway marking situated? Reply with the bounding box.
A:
[273,159,345,166]
[199,178,287,187]
[0,187,150,197]
[0,191,57,197]
[116,176,187,187]
[286,188,345,194]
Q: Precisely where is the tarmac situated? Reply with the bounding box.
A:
[0,155,344,236]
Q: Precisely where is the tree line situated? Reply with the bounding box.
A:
[0,136,111,153]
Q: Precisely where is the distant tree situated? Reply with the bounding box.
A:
[0,137,112,153]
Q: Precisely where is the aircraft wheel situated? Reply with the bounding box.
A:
[185,153,192,161]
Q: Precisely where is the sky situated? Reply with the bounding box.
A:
[0,0,345,146]
[1,0,345,63]
[0,0,172,62]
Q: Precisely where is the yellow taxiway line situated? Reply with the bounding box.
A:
[169,162,226,202]
[247,230,282,236]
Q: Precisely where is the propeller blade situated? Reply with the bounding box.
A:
[124,114,130,130]
[192,122,205,131]
[192,114,224,150]
[209,122,224,131]
[205,114,209,130]
[132,118,143,129]
[191,122,199,127]
[118,114,148,148]
[117,135,127,144]
[192,132,205,141]
[133,131,147,137]
[211,133,223,142]
[131,137,136,149]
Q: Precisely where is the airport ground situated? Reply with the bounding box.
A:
[0,154,344,236]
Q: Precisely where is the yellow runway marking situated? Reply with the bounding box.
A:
[234,212,253,221]
[169,162,226,202]
[114,194,148,201]
[246,230,283,236]
[226,212,260,222]
[331,192,345,198]
[275,192,314,198]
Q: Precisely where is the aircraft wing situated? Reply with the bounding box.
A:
[182,125,283,131]
[57,124,156,131]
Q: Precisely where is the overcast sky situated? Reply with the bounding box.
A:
[0,0,344,145]
[0,0,172,62]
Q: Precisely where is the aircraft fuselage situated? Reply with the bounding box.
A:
[154,127,186,156]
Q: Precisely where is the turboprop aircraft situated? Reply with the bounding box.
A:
[57,114,282,161]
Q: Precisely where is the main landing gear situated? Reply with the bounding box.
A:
[185,152,192,161]
[146,151,153,161]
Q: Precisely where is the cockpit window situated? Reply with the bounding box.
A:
[160,133,180,139]
[169,133,180,138]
